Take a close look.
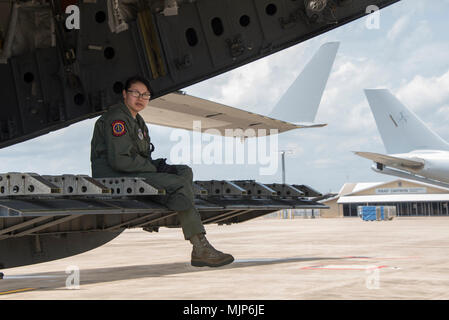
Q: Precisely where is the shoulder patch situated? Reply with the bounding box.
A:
[111,120,127,137]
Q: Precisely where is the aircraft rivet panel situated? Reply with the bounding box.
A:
[231,180,277,197]
[194,180,247,196]
[194,0,262,68]
[264,183,305,198]
[0,173,61,197]
[94,177,164,196]
[155,2,212,82]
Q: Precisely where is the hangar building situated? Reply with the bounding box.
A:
[321,179,449,218]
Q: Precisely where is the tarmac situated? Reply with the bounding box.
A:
[1,216,449,300]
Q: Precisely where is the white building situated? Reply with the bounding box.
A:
[321,179,449,218]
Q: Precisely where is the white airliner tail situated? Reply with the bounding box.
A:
[142,42,339,137]
[364,89,449,153]
[269,42,340,124]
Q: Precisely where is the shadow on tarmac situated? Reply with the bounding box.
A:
[0,256,350,294]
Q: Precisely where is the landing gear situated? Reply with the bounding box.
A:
[0,272,4,279]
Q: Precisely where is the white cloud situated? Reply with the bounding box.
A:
[396,68,449,111]
[185,42,311,115]
[307,158,338,169]
[387,15,410,42]
[436,105,449,122]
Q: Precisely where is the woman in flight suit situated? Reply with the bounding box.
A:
[90,75,233,267]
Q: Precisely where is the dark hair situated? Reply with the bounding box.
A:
[124,75,151,93]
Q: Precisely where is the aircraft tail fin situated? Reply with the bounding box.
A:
[269,42,339,123]
[364,89,449,153]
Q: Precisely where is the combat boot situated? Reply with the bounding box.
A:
[189,233,234,267]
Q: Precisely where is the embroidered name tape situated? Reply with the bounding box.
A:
[112,120,126,136]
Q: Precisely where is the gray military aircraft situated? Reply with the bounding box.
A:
[0,0,398,271]
[0,0,398,147]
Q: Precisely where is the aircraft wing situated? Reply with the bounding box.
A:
[354,151,424,170]
[141,92,326,137]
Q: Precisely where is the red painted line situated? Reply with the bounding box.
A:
[301,265,389,271]
[344,256,420,260]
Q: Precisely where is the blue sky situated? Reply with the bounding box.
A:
[2,0,449,193]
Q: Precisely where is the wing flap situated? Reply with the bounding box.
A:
[371,165,449,189]
[354,151,424,170]
[141,93,325,137]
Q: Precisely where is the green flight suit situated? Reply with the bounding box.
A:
[90,102,205,240]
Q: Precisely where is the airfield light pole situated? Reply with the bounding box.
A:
[279,150,293,184]
[281,151,286,185]
[279,150,293,219]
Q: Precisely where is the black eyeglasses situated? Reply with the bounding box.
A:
[127,90,151,100]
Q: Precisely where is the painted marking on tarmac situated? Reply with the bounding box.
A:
[0,288,36,295]
[344,256,419,260]
[301,265,389,271]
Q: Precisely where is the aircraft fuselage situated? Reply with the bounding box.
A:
[373,150,449,185]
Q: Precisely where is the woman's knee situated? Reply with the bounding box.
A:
[175,165,193,181]
[166,192,194,211]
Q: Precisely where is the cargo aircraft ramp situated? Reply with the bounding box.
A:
[0,173,326,269]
